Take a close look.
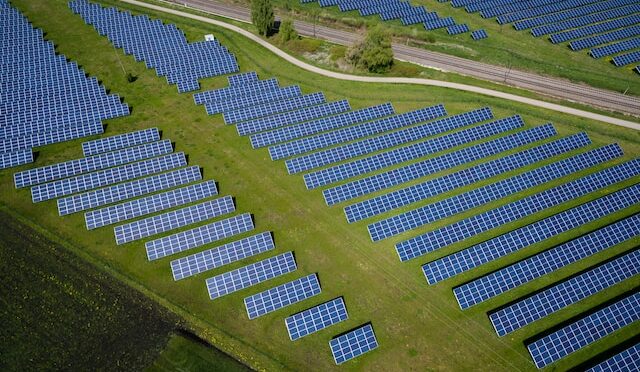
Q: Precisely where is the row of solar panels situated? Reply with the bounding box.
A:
[0,1,129,170]
[13,121,377,364]
[196,71,638,369]
[69,0,239,92]
[300,0,488,38]
[440,0,640,71]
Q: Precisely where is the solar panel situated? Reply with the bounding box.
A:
[447,23,469,35]
[285,297,348,341]
[311,114,522,196]
[550,14,640,44]
[15,139,173,189]
[223,92,325,124]
[488,247,640,336]
[422,182,640,284]
[249,103,394,149]
[0,149,33,169]
[345,133,593,223]
[269,104,446,161]
[31,152,187,203]
[57,166,201,216]
[397,158,640,261]
[330,324,378,365]
[244,274,321,319]
[527,292,640,369]
[370,142,620,242]
[588,343,640,372]
[114,196,235,244]
[170,232,275,280]
[321,123,555,203]
[0,120,105,154]
[85,180,217,230]
[145,213,254,261]
[205,86,302,115]
[227,71,258,86]
[206,252,297,300]
[194,78,279,105]
[471,29,487,40]
[236,100,351,136]
[286,107,493,175]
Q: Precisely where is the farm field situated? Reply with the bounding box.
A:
[2,0,639,370]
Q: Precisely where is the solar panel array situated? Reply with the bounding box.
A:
[459,213,640,312]
[244,274,321,319]
[330,324,379,365]
[527,292,640,369]
[206,252,297,300]
[370,142,621,242]
[438,0,640,75]
[398,159,640,262]
[204,85,303,115]
[1,1,129,169]
[146,212,254,261]
[488,246,640,336]
[171,232,275,280]
[85,180,218,230]
[285,298,349,341]
[114,196,235,245]
[422,182,640,284]
[588,343,640,372]
[471,29,488,40]
[304,0,469,38]
[612,50,640,67]
[223,92,326,124]
[81,128,160,157]
[69,0,238,92]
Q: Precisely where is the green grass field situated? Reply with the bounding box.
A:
[2,0,639,370]
[270,0,640,97]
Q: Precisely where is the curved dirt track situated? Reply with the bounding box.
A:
[120,0,640,130]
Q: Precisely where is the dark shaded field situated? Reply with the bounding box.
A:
[0,208,182,371]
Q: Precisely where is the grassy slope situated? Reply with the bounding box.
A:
[266,0,640,96]
[2,0,639,370]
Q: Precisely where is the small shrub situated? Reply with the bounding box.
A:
[278,18,298,43]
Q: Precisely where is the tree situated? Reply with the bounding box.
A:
[346,26,394,73]
[279,18,298,43]
[251,0,275,36]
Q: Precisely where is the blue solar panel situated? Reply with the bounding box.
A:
[286,107,493,175]
[590,37,640,59]
[425,17,455,30]
[244,274,321,319]
[488,247,640,335]
[85,180,217,230]
[285,297,349,341]
[461,213,640,311]
[227,71,258,86]
[397,159,640,262]
[145,213,254,261]
[330,324,378,365]
[82,128,160,156]
[0,149,33,169]
[249,103,394,149]
[170,232,275,280]
[321,123,555,204]
[15,140,173,189]
[345,133,592,223]
[204,85,302,115]
[527,292,640,369]
[313,114,522,198]
[531,4,640,37]
[588,343,640,372]
[194,78,279,105]
[370,142,620,242]
[509,0,615,28]
[206,252,297,300]
[471,29,487,40]
[422,182,640,284]
[31,152,187,203]
[0,120,105,154]
[223,92,325,124]
[570,25,640,50]
[550,14,640,43]
[57,166,201,216]
[269,104,446,161]
[236,100,351,136]
[613,50,640,67]
[114,196,235,244]
[447,24,469,35]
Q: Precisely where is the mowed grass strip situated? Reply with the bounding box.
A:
[1,0,639,370]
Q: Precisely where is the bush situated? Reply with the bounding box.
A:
[251,0,274,36]
[279,18,298,43]
[346,26,394,73]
